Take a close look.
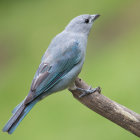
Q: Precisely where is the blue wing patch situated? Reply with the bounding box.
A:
[25,41,81,104]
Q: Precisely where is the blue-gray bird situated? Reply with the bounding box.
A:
[3,14,100,134]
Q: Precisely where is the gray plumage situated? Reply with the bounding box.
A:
[3,14,100,134]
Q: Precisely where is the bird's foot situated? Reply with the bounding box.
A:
[77,86,101,98]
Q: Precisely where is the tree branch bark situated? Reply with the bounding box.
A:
[69,77,140,137]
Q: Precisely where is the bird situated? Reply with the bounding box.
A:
[3,14,100,134]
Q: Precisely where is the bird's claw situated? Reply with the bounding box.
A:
[78,86,101,98]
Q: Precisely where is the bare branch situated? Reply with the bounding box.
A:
[69,77,140,137]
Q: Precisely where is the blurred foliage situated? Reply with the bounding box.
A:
[0,0,140,140]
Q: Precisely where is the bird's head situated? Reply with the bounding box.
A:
[65,14,100,35]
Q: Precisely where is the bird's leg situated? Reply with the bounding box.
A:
[69,83,100,98]
[77,86,100,98]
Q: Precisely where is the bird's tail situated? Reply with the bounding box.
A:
[3,99,38,134]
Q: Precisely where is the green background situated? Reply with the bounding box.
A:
[0,0,140,140]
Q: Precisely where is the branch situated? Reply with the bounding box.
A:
[69,77,140,137]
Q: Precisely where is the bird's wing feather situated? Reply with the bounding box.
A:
[25,41,81,104]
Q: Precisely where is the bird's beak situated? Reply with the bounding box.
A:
[91,14,100,22]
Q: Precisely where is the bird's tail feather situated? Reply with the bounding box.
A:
[3,99,38,134]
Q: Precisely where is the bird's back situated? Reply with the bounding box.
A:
[42,30,87,64]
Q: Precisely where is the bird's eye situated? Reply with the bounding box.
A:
[85,19,89,23]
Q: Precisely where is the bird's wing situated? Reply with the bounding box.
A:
[24,41,82,104]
